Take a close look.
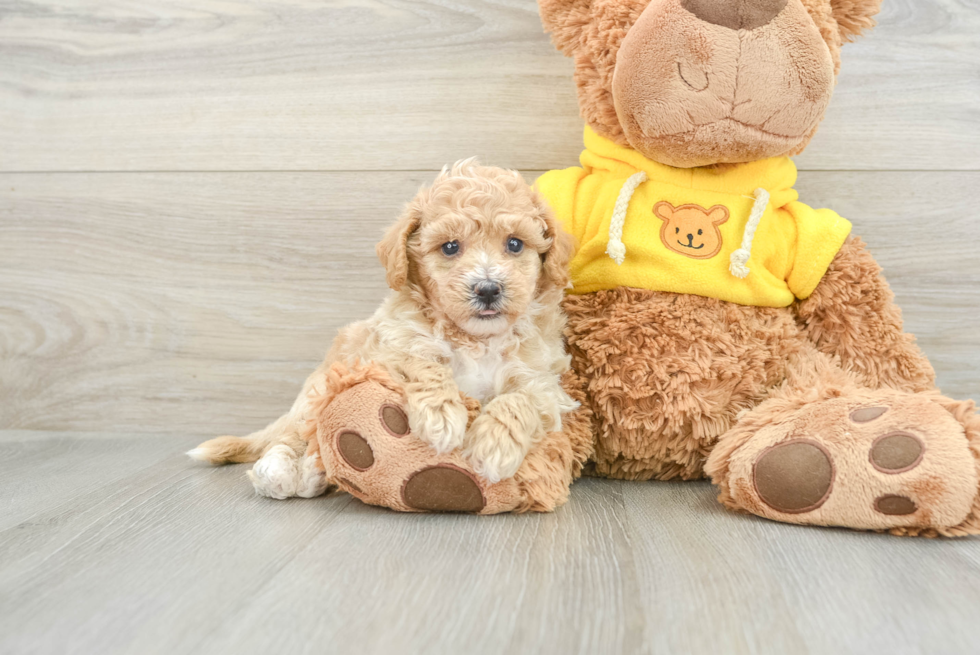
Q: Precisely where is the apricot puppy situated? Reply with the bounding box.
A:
[190,160,578,498]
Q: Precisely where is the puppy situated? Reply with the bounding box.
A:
[189,160,578,499]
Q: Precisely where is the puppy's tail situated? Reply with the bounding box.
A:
[188,412,307,465]
[187,414,306,466]
[187,435,268,465]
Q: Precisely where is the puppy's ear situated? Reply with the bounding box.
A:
[831,0,883,42]
[376,197,422,291]
[533,191,575,293]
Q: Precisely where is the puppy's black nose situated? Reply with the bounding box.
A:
[687,234,694,241]
[474,281,502,305]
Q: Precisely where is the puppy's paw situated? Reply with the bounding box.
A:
[248,445,303,500]
[464,413,527,484]
[406,391,468,454]
[296,451,331,498]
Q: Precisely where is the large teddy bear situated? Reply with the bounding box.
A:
[533,0,980,536]
[293,0,980,536]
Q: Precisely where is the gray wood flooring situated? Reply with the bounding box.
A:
[2,0,980,653]
[3,431,980,655]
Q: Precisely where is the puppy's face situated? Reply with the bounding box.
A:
[412,208,549,337]
[377,162,573,338]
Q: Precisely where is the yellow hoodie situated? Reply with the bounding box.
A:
[535,127,852,308]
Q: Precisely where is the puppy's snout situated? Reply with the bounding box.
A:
[681,0,787,31]
[474,280,503,306]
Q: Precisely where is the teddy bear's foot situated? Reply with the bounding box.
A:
[306,362,526,514]
[709,389,980,536]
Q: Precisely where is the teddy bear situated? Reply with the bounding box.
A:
[531,0,980,536]
[297,0,980,536]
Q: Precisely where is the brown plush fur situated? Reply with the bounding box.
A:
[564,286,805,480]
[795,237,937,394]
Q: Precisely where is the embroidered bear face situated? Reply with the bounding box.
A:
[653,201,729,260]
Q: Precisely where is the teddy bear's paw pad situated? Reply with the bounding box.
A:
[401,465,486,513]
[753,439,834,514]
[869,432,924,474]
[874,494,917,516]
[850,406,888,423]
[380,404,410,437]
[728,392,979,531]
[336,430,375,470]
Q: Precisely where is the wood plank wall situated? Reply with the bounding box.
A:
[1,0,978,436]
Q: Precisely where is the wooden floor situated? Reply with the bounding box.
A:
[3,430,980,655]
[1,0,979,653]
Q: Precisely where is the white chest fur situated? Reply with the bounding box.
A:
[450,346,508,405]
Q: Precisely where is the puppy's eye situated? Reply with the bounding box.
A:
[675,227,680,234]
[441,241,459,256]
[697,229,703,236]
[507,237,524,254]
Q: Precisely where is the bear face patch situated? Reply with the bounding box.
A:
[653,201,729,260]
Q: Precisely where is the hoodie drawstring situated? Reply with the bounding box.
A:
[606,171,647,266]
[728,188,769,279]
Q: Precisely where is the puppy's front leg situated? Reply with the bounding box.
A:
[464,392,543,484]
[397,358,469,454]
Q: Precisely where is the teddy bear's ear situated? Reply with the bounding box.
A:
[831,0,884,42]
[538,0,593,56]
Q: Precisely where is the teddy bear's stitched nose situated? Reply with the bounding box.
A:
[680,0,788,30]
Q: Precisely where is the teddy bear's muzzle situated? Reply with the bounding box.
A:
[611,0,835,168]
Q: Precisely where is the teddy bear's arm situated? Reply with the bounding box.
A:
[794,235,936,394]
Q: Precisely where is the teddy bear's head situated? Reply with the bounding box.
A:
[538,0,882,167]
